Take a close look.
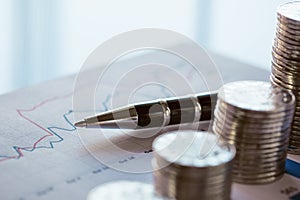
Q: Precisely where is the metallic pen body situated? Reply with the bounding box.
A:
[75,92,217,129]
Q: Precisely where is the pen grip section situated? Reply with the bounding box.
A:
[135,102,165,128]
[197,93,217,121]
[134,93,217,128]
[167,98,196,125]
[168,93,217,124]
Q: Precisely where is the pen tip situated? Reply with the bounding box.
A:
[75,120,87,127]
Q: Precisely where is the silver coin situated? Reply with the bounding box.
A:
[153,131,235,168]
[277,17,300,30]
[233,160,286,172]
[272,54,300,72]
[220,138,289,150]
[233,173,283,184]
[216,131,289,144]
[234,153,287,165]
[294,103,300,108]
[269,77,292,93]
[87,181,163,200]
[217,134,289,150]
[234,155,287,166]
[273,41,300,57]
[221,136,289,147]
[291,124,300,129]
[214,121,291,136]
[293,111,300,119]
[218,133,290,145]
[233,162,286,174]
[153,156,231,176]
[154,171,231,197]
[213,110,293,133]
[272,49,300,67]
[214,124,291,139]
[274,36,300,52]
[217,99,295,117]
[271,61,300,77]
[271,74,300,91]
[273,79,300,91]
[213,128,289,151]
[290,128,300,134]
[215,113,294,125]
[215,105,294,123]
[213,118,291,136]
[153,131,235,200]
[233,163,286,174]
[271,71,300,84]
[235,150,287,159]
[234,145,289,155]
[273,45,300,63]
[276,31,300,46]
[272,75,300,88]
[273,45,300,64]
[290,134,300,141]
[293,112,300,118]
[153,170,231,199]
[214,114,293,129]
[271,69,300,86]
[218,81,295,113]
[289,144,300,150]
[277,16,300,31]
[290,117,300,126]
[155,168,230,186]
[291,115,300,123]
[229,142,289,154]
[278,2,300,24]
[289,135,300,143]
[290,125,300,132]
[276,29,300,44]
[295,106,300,111]
[277,22,300,35]
[214,108,294,127]
[233,168,285,181]
[276,27,300,42]
[290,133,300,140]
[288,143,300,150]
[288,147,300,154]
[216,106,294,124]
[277,14,300,27]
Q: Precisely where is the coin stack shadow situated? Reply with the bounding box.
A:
[212,81,295,184]
[271,1,300,154]
[152,131,236,200]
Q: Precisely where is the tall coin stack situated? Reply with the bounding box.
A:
[271,1,300,154]
[212,81,295,184]
[152,131,236,200]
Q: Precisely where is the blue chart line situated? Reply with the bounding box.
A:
[37,110,76,148]
[1,86,178,163]
[102,95,111,111]
[0,110,76,162]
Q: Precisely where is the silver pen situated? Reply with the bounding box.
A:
[74,91,218,129]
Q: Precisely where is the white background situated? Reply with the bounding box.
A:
[0,0,290,94]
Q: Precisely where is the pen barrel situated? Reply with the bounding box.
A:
[134,92,217,128]
[197,93,217,121]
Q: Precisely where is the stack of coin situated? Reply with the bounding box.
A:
[213,81,295,184]
[152,131,235,200]
[271,1,300,154]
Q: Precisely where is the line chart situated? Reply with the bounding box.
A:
[0,94,75,162]
[0,82,176,164]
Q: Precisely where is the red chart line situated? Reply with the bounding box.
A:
[0,93,73,162]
